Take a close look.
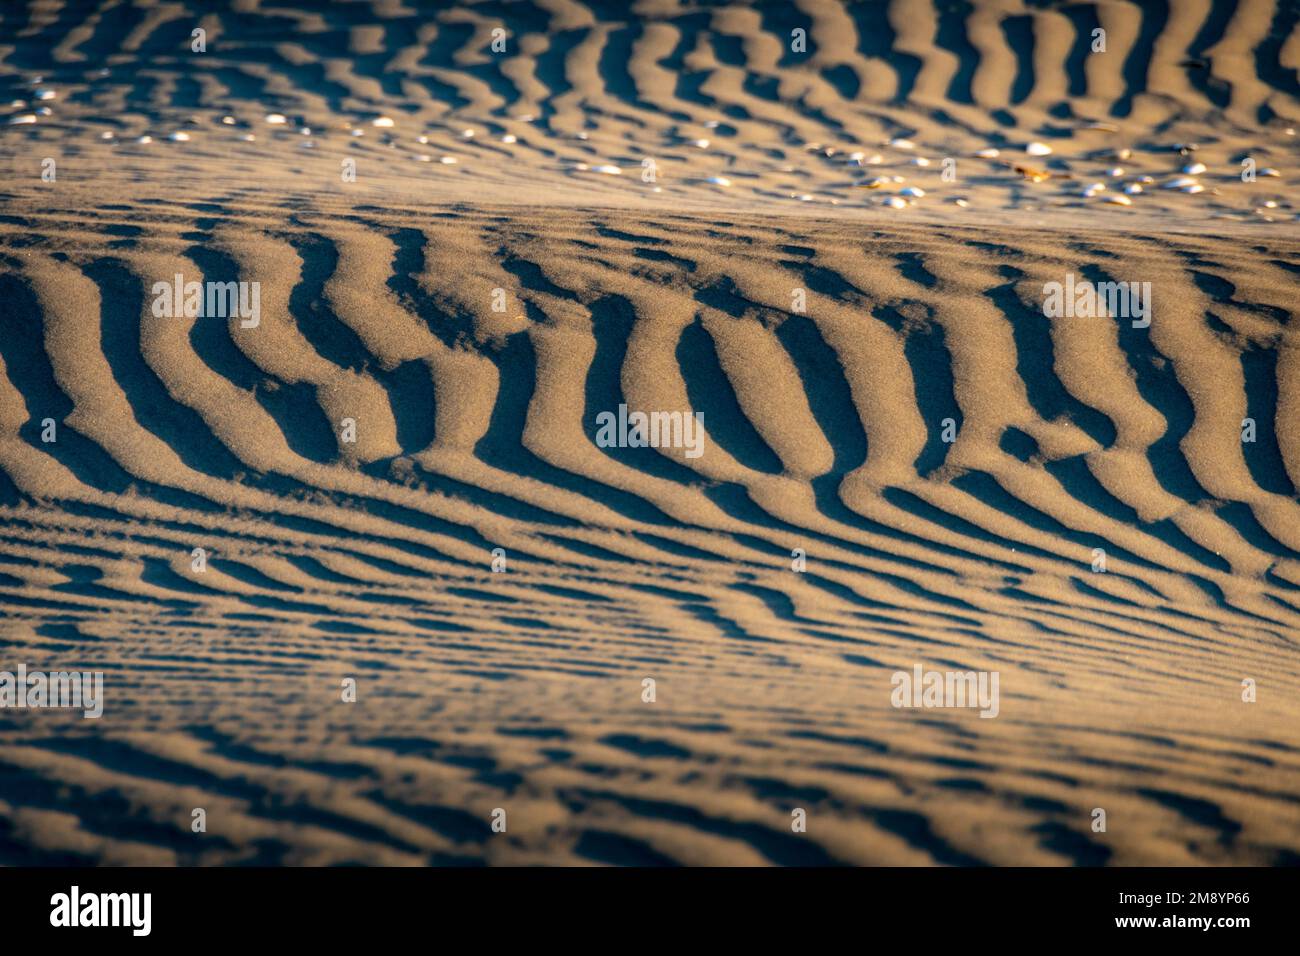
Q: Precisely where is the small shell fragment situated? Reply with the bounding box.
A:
[1014,164,1052,182]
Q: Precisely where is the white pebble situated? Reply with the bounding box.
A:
[1123,183,1143,195]
[692,138,710,149]
[593,164,621,175]
[34,89,56,101]
[1025,141,1053,156]
[1183,162,1207,174]
[705,176,731,186]
[899,186,925,198]
[976,148,1000,159]
[1164,176,1199,189]
[439,156,458,164]
[1259,167,1280,177]
[265,113,287,125]
[881,196,909,208]
[501,134,517,144]
[1101,194,1132,206]
[8,114,37,125]
[168,131,190,142]
[912,157,931,167]
[888,137,915,150]
[1082,183,1106,197]
[372,116,395,128]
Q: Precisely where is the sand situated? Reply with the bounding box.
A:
[0,0,1297,866]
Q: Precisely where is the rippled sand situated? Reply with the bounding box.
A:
[0,0,1297,866]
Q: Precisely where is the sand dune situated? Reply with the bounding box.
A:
[0,0,1298,866]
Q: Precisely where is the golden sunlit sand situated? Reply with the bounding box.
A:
[0,0,1297,866]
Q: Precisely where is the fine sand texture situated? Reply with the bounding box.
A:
[0,0,1298,865]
